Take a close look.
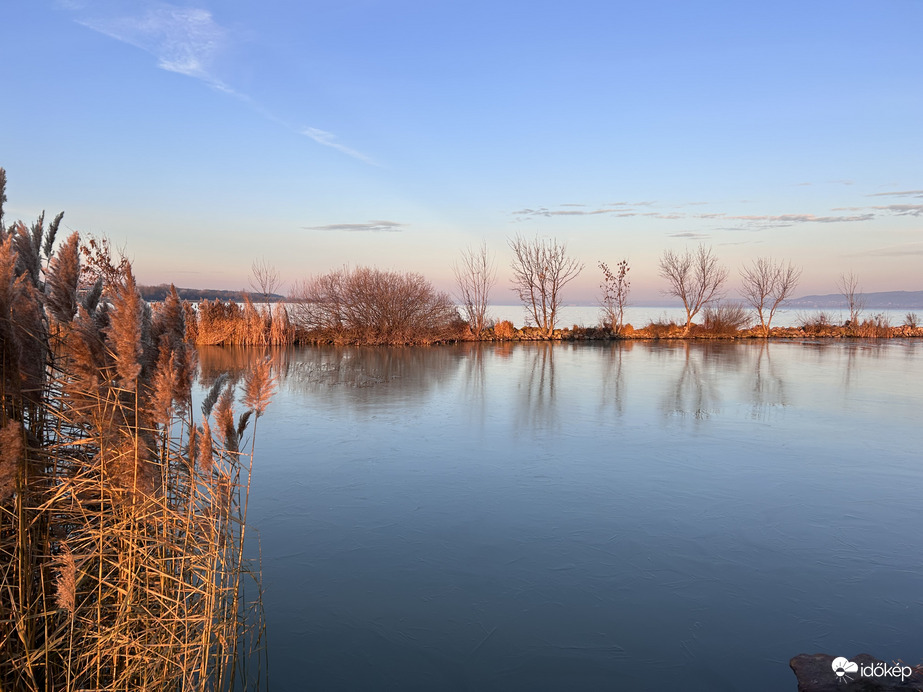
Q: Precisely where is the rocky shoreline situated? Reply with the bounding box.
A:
[790,653,923,691]
[457,322,923,342]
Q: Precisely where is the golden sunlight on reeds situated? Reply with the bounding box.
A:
[0,192,274,690]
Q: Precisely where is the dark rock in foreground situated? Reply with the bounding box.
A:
[791,653,923,691]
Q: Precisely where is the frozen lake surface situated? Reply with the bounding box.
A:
[200,339,923,691]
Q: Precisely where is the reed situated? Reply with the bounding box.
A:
[189,296,295,347]
[0,181,271,690]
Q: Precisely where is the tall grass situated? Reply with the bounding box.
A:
[190,295,295,346]
[0,203,273,689]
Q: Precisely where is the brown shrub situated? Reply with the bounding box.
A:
[291,266,461,344]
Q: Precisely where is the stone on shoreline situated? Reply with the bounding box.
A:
[790,653,923,691]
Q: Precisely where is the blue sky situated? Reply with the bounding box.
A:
[1,0,921,302]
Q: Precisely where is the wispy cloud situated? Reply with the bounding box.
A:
[77,3,229,88]
[696,212,874,230]
[512,202,678,220]
[870,204,923,216]
[512,206,615,218]
[848,242,923,257]
[69,2,376,164]
[866,190,923,198]
[302,128,380,165]
[303,220,406,233]
[669,232,709,239]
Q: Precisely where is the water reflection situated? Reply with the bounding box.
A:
[199,344,466,408]
[598,342,628,416]
[206,339,922,692]
[198,340,920,424]
[513,343,559,431]
[747,341,789,420]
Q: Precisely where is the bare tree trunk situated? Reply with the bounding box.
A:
[508,236,583,338]
[598,259,631,336]
[837,271,864,325]
[249,258,280,319]
[658,245,727,336]
[739,258,802,336]
[454,241,496,338]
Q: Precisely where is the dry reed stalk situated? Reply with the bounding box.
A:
[1,182,269,691]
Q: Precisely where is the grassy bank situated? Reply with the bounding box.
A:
[182,302,923,346]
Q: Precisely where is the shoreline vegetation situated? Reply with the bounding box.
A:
[183,299,923,347]
[1,175,274,689]
[182,239,923,347]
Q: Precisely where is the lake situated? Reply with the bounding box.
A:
[199,339,923,691]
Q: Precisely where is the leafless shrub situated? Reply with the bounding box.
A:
[903,312,919,329]
[739,257,801,335]
[454,241,496,338]
[837,271,864,325]
[702,302,750,336]
[508,235,583,338]
[292,266,461,344]
[659,244,728,335]
[493,320,515,339]
[644,317,680,339]
[598,259,630,335]
[856,313,891,338]
[798,311,835,335]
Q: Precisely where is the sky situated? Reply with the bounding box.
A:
[1,0,921,303]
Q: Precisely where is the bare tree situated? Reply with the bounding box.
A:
[453,241,496,338]
[837,271,864,325]
[249,258,281,318]
[658,244,728,335]
[739,257,802,336]
[508,236,584,337]
[598,259,631,335]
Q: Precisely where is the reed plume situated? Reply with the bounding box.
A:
[243,356,276,417]
[198,419,215,475]
[0,420,22,502]
[105,266,144,390]
[12,218,42,287]
[46,230,80,324]
[53,543,77,619]
[214,384,238,453]
[43,210,64,261]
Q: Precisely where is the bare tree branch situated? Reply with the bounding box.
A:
[836,271,864,325]
[598,259,631,336]
[453,241,496,338]
[658,244,728,335]
[739,257,802,336]
[508,236,584,337]
[249,258,281,318]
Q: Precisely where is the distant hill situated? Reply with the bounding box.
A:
[138,284,285,303]
[784,290,923,309]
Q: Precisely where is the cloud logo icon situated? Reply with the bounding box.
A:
[832,657,859,678]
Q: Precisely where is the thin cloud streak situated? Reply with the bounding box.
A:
[866,190,923,198]
[303,220,406,233]
[302,128,380,166]
[77,3,229,89]
[70,2,377,165]
[871,204,923,216]
[848,242,923,257]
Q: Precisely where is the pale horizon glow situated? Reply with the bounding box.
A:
[1,1,921,304]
